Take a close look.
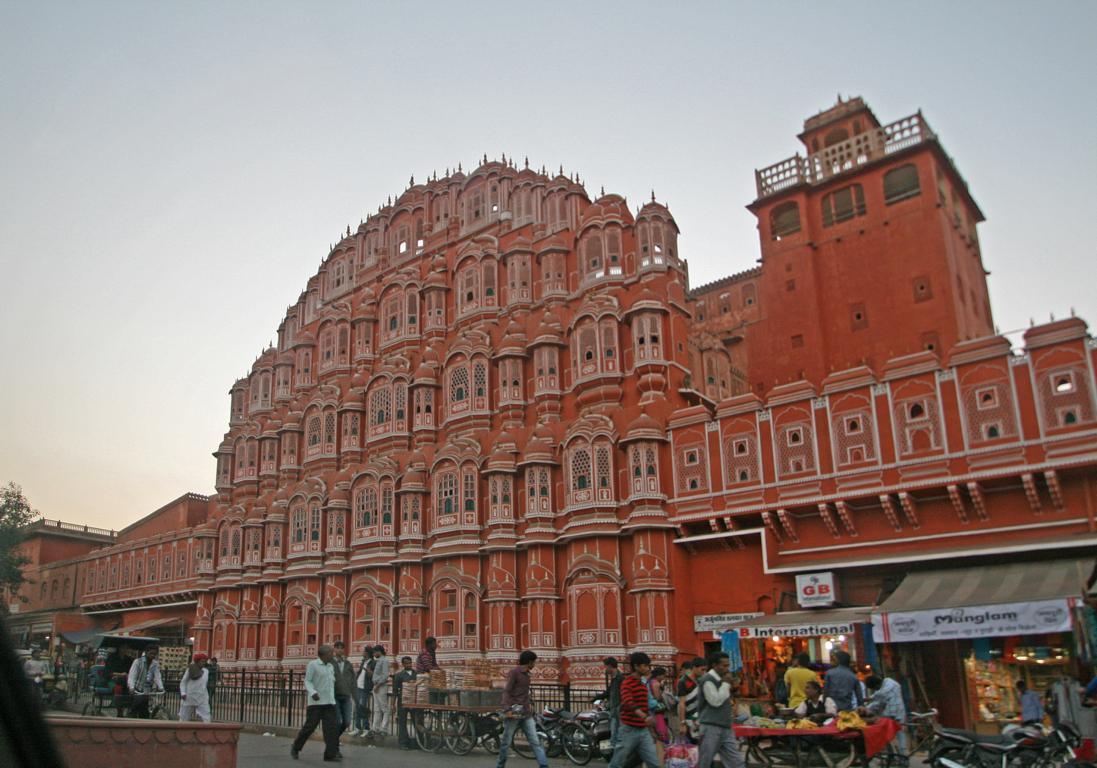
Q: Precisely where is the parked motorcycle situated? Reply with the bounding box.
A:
[561,697,614,765]
[930,720,1086,768]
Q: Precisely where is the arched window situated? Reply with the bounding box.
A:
[355,486,377,531]
[406,291,419,331]
[770,202,801,239]
[883,164,920,204]
[306,416,321,457]
[436,470,458,525]
[462,467,477,513]
[322,411,336,454]
[483,261,497,302]
[459,264,480,315]
[571,448,591,491]
[585,235,604,278]
[291,505,307,545]
[822,184,866,227]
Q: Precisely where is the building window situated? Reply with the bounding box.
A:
[822,184,866,226]
[883,164,921,204]
[770,201,801,240]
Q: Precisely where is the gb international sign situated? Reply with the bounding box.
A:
[872,598,1075,643]
[796,572,838,607]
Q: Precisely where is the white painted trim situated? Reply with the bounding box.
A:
[83,599,198,615]
[765,531,1097,573]
[778,517,1087,555]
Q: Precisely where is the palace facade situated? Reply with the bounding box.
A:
[22,98,1097,700]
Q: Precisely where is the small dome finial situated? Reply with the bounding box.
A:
[651,189,656,202]
[409,174,415,187]
[524,156,529,169]
[458,162,463,172]
[600,185,605,197]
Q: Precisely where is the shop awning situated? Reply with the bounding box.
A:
[61,627,103,645]
[723,607,872,639]
[117,616,183,635]
[872,559,1092,643]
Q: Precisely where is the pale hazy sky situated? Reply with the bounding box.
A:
[2,1,1095,531]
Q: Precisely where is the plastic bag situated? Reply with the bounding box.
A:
[666,738,699,768]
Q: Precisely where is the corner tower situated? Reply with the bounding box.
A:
[745,96,992,392]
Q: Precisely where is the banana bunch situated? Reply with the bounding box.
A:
[835,711,867,731]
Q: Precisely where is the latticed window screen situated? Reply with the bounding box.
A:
[437,473,457,516]
[292,508,306,542]
[231,529,241,555]
[307,417,321,449]
[382,485,393,524]
[451,367,469,402]
[474,362,487,398]
[309,504,322,541]
[596,444,612,489]
[323,413,336,451]
[463,470,476,511]
[571,448,591,490]
[372,388,391,425]
[395,383,407,420]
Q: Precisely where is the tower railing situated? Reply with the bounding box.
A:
[755,112,936,198]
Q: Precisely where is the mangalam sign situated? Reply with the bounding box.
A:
[872,598,1075,643]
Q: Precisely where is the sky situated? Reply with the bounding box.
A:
[1,1,1095,531]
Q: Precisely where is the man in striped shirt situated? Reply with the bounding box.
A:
[607,652,660,768]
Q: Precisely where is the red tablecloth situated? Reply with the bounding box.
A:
[734,718,901,758]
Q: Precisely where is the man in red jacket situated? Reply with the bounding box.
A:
[608,651,659,768]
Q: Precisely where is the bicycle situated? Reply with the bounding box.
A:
[871,708,939,768]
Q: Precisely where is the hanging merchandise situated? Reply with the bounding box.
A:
[973,638,992,661]
[1082,606,1097,664]
[722,631,743,672]
[860,623,878,670]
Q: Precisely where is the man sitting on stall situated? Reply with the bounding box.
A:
[793,681,837,722]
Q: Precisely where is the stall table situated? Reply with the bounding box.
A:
[735,718,901,768]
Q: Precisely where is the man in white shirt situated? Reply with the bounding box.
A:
[179,653,212,723]
[127,646,164,718]
[370,645,391,735]
[697,652,746,768]
[291,645,340,761]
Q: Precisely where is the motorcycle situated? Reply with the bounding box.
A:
[931,720,1087,768]
[561,697,614,765]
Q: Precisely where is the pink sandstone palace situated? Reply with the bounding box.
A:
[11,98,1097,728]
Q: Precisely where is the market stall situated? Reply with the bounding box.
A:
[734,716,902,768]
[722,608,875,712]
[872,558,1095,732]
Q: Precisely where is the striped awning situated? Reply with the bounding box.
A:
[877,559,1092,613]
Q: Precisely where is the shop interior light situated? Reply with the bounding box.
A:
[772,635,781,643]
[1036,659,1046,664]
[1015,655,1029,660]
[825,640,834,651]
[838,635,846,642]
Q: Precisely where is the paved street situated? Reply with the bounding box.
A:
[236,731,576,768]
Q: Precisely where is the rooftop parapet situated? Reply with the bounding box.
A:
[755,112,934,199]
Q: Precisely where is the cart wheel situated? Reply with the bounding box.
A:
[444,712,477,755]
[82,700,98,717]
[562,723,595,766]
[415,710,445,753]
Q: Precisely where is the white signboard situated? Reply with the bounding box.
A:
[872,598,1075,643]
[796,572,838,607]
[735,620,861,639]
[694,613,763,633]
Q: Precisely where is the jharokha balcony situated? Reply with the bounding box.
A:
[755,112,935,198]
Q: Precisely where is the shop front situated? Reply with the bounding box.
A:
[872,558,1095,732]
[722,607,874,713]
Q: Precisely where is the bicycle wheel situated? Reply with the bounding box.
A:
[444,712,477,755]
[511,725,536,759]
[480,714,502,755]
[562,723,595,766]
[82,700,100,717]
